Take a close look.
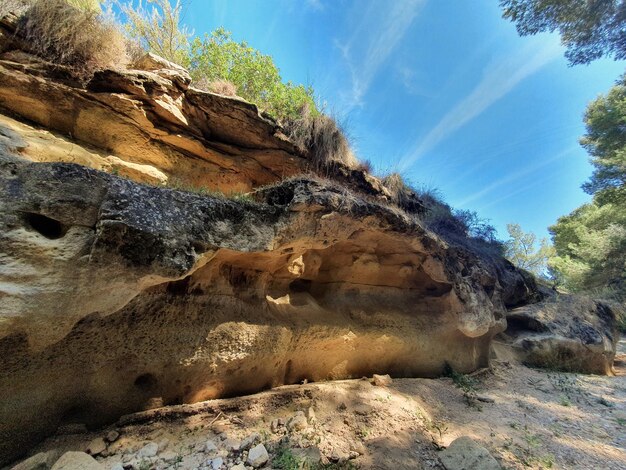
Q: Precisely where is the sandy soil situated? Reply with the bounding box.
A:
[11,341,626,470]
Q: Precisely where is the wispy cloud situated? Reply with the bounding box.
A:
[337,0,426,111]
[396,65,432,97]
[476,174,550,211]
[398,40,561,170]
[455,146,575,208]
[305,0,325,11]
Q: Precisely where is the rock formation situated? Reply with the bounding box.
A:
[0,11,618,466]
[0,153,523,464]
[498,294,620,375]
[0,47,304,191]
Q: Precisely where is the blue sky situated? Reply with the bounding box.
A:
[176,0,623,241]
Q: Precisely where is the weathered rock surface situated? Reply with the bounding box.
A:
[9,450,59,470]
[439,436,501,470]
[0,154,530,465]
[49,452,103,470]
[497,294,620,374]
[0,48,304,192]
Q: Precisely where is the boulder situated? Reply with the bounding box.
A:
[10,450,59,470]
[137,442,159,458]
[131,52,192,88]
[439,437,500,470]
[208,456,224,469]
[240,433,260,450]
[49,452,104,470]
[205,440,219,454]
[372,374,393,386]
[105,430,119,443]
[287,412,308,432]
[498,294,619,374]
[246,444,269,468]
[85,437,106,456]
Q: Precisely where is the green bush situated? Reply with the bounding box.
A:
[189,28,318,120]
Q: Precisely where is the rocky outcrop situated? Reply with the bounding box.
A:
[497,294,620,374]
[0,154,529,465]
[2,9,608,467]
[0,48,304,192]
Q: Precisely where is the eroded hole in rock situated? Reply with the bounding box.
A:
[134,373,158,392]
[284,360,293,383]
[61,404,90,424]
[506,315,547,335]
[289,279,312,293]
[23,212,67,239]
[167,277,191,296]
[221,265,253,288]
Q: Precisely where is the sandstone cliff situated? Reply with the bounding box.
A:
[0,153,522,464]
[0,14,618,467]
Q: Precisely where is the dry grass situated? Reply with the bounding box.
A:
[0,0,32,18]
[16,0,127,79]
[355,158,373,173]
[284,106,357,172]
[382,172,410,206]
[202,78,238,97]
[382,172,425,214]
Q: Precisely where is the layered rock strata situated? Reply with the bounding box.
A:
[0,155,524,464]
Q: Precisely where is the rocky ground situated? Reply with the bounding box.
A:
[10,340,625,470]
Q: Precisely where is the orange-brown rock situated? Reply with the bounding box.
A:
[0,50,304,193]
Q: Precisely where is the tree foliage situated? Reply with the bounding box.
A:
[188,28,317,119]
[549,202,626,299]
[504,223,554,275]
[548,77,626,300]
[499,0,626,65]
[581,73,626,205]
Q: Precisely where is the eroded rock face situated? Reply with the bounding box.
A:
[0,156,524,465]
[498,294,619,374]
[0,49,304,192]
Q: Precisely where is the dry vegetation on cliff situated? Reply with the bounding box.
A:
[16,0,127,78]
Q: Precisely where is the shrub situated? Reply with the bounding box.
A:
[415,188,497,243]
[120,2,318,121]
[188,27,318,120]
[119,0,192,67]
[355,159,373,173]
[0,0,32,18]
[383,173,412,206]
[17,0,127,79]
[195,78,238,97]
[283,106,356,171]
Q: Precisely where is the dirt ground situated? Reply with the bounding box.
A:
[12,340,626,470]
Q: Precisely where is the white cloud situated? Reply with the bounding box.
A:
[398,40,562,170]
[455,146,575,208]
[337,0,426,110]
